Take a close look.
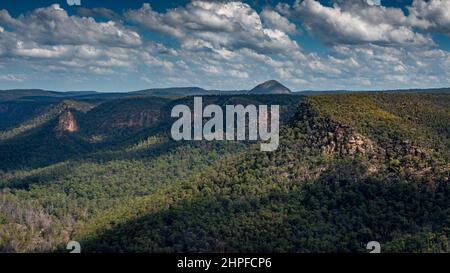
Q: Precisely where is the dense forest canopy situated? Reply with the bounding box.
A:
[0,91,448,253]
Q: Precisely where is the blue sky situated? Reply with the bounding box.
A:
[1,0,450,91]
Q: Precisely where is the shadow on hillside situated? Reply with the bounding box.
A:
[74,161,449,253]
[0,117,174,169]
[0,134,248,191]
[0,95,304,173]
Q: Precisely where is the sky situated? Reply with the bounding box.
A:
[0,0,450,92]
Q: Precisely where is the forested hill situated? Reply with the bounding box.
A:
[0,92,449,253]
[2,85,449,101]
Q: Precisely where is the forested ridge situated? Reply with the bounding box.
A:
[0,92,448,252]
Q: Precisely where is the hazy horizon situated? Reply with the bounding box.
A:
[2,84,450,94]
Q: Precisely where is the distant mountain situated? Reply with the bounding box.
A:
[2,85,450,103]
[0,89,61,101]
[0,89,98,101]
[293,90,352,96]
[382,87,450,94]
[249,80,291,94]
[294,88,450,96]
[133,87,217,97]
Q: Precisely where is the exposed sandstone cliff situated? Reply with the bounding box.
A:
[55,110,78,136]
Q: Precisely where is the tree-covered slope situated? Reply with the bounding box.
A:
[0,93,449,253]
[73,93,449,253]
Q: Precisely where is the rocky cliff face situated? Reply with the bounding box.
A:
[55,110,78,136]
[292,102,441,178]
[321,126,375,157]
[106,111,160,129]
[319,121,433,164]
[94,110,161,131]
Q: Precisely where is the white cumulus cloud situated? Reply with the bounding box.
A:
[125,1,301,55]
[293,0,432,46]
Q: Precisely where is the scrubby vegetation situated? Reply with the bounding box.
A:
[0,92,448,253]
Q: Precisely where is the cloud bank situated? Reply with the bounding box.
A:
[0,0,449,91]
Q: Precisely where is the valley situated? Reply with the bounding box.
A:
[0,84,449,253]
